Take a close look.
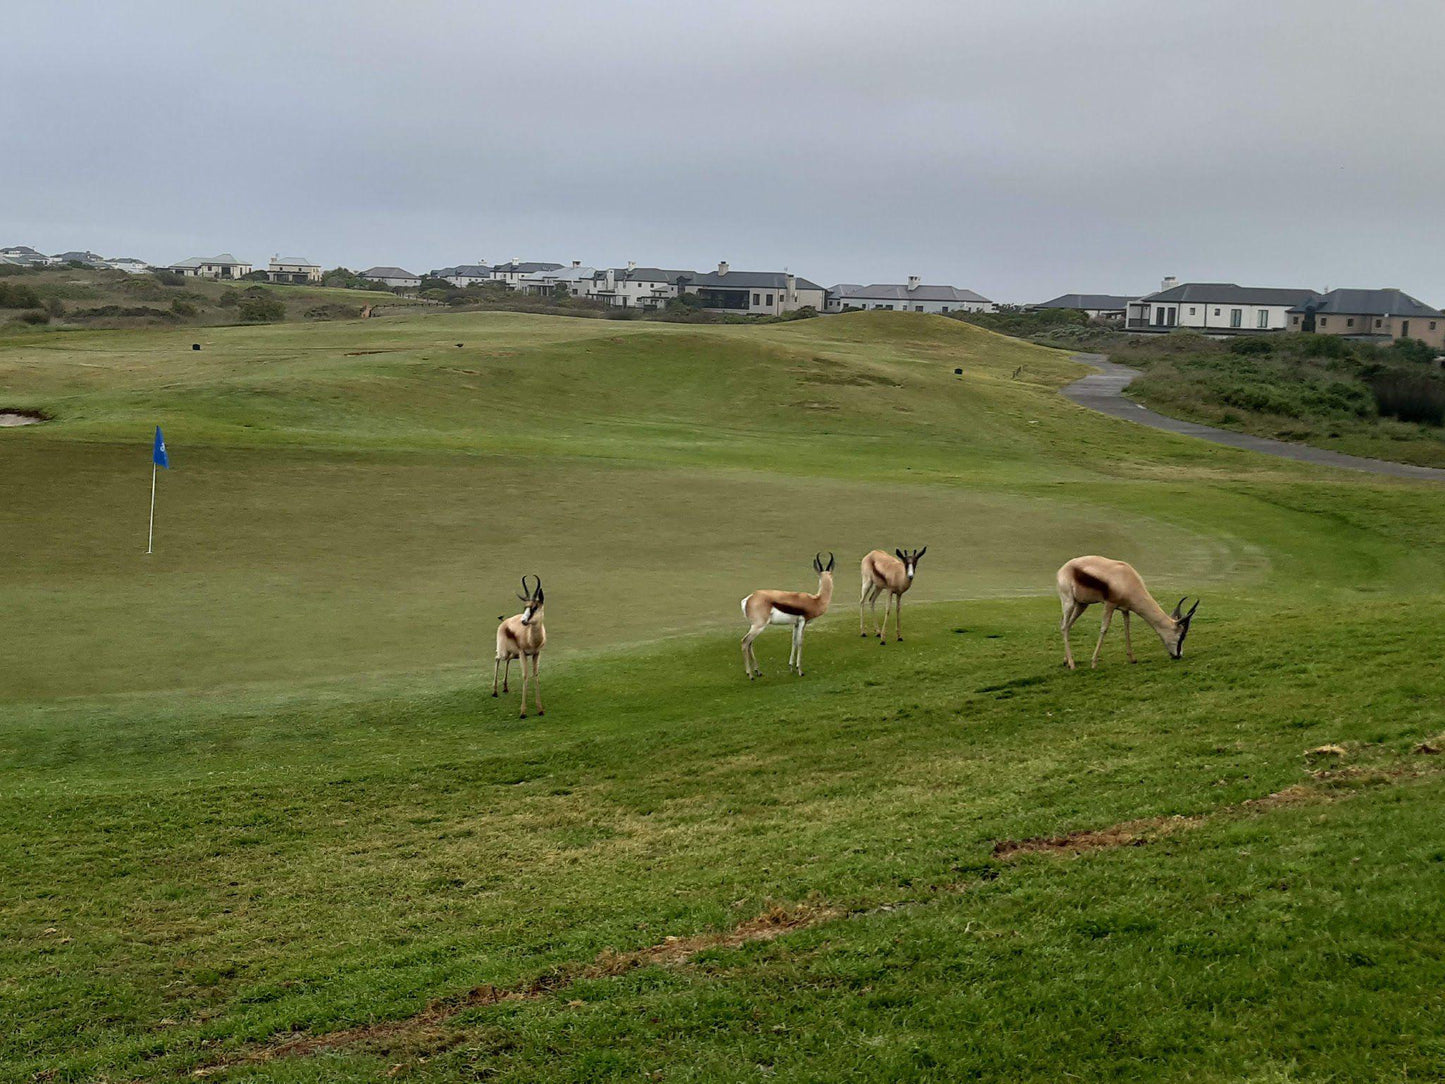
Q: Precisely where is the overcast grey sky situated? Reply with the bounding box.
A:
[9,0,1445,301]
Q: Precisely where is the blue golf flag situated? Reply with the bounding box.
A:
[153,426,169,469]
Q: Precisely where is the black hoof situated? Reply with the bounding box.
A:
[519,712,527,719]
[538,709,545,716]
[491,691,498,697]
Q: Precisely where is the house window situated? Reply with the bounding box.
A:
[915,305,923,312]
[1402,320,1410,337]
[1230,308,1242,328]
[752,293,760,305]
[1189,307,1196,316]
[1214,308,1221,317]
[766,294,774,306]
[1292,316,1300,325]
[1431,322,1438,331]
[1258,310,1269,328]
[941,306,949,313]
[1375,319,1382,328]
[1347,318,1354,327]
[1320,318,1327,328]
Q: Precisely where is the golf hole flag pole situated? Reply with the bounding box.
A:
[147,426,169,554]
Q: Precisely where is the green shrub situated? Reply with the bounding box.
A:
[170,299,198,317]
[218,288,240,308]
[16,309,50,325]
[237,296,285,323]
[1229,336,1275,355]
[0,282,42,308]
[1370,371,1445,426]
[151,271,186,287]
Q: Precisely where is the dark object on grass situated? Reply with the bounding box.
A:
[954,368,963,375]
[456,343,464,347]
[192,344,201,351]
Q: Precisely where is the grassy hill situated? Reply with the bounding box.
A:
[1,311,1441,1081]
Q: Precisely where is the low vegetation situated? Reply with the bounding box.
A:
[1,311,1442,1080]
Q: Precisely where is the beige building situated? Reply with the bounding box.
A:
[265,256,322,284]
[1288,289,1444,349]
[162,253,252,279]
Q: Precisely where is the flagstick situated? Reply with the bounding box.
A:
[147,463,157,555]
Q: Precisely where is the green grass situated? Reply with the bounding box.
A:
[1,311,1442,1081]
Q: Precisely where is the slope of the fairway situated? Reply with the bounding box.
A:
[2,311,1444,1081]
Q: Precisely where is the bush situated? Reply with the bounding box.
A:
[1370,371,1445,426]
[0,282,42,308]
[1386,337,1438,365]
[242,270,269,282]
[218,288,240,308]
[303,303,360,320]
[151,271,186,287]
[44,297,66,317]
[170,299,198,317]
[238,296,285,322]
[1293,333,1351,359]
[16,309,50,325]
[1229,336,1275,356]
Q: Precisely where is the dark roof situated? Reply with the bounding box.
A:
[687,270,823,291]
[492,261,563,274]
[1140,282,1321,306]
[622,267,694,282]
[1036,293,1135,310]
[1288,288,1441,318]
[361,266,418,279]
[832,283,992,304]
[449,264,493,277]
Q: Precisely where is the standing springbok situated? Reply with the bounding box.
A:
[494,575,546,716]
[1056,555,1199,669]
[740,552,834,679]
[860,547,927,642]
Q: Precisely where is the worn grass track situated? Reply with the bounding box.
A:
[1,311,1442,1081]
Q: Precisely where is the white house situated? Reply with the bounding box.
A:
[440,264,494,288]
[102,257,152,274]
[519,261,597,297]
[264,256,322,284]
[827,278,994,314]
[586,263,695,309]
[161,254,253,280]
[490,260,563,287]
[359,266,420,289]
[684,263,825,315]
[1125,278,1321,333]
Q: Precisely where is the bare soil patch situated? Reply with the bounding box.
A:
[0,409,47,427]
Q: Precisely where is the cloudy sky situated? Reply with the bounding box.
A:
[9,0,1444,302]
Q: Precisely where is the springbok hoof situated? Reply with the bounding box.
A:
[519,712,527,719]
[537,709,545,716]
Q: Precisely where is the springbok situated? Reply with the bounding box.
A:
[1056,555,1199,669]
[494,575,546,716]
[741,552,834,679]
[860,547,927,642]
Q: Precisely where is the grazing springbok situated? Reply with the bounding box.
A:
[741,552,835,679]
[1056,555,1199,669]
[494,575,546,716]
[860,547,927,642]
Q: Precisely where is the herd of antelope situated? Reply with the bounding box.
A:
[492,553,1199,716]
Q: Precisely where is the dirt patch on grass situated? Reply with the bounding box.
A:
[0,408,49,426]
[195,901,838,1073]
[992,814,1200,858]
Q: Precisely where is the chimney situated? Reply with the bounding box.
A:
[717,261,729,276]
[907,275,921,292]
[627,260,636,272]
[572,259,580,268]
[1161,275,1178,291]
[786,273,796,298]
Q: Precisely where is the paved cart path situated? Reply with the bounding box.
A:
[1063,354,1445,481]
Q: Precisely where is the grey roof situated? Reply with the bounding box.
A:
[1139,282,1320,306]
[687,270,823,291]
[272,256,318,267]
[448,264,493,277]
[831,282,992,304]
[1,245,41,255]
[1036,293,1135,310]
[361,266,418,279]
[619,267,694,282]
[1288,288,1441,318]
[53,250,104,263]
[169,253,249,268]
[492,261,563,274]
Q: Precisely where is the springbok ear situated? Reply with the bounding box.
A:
[896,548,905,561]
[916,546,927,559]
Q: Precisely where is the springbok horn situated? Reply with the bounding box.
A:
[1186,598,1200,619]
[827,551,835,571]
[519,574,533,601]
[1172,596,1187,618]
[533,576,543,601]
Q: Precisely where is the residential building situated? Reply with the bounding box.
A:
[684,263,825,315]
[586,263,695,309]
[439,264,494,288]
[359,266,420,289]
[52,250,105,266]
[827,278,994,314]
[161,254,253,280]
[1125,278,1320,333]
[1,245,50,266]
[102,257,152,274]
[490,260,563,287]
[1288,289,1444,349]
[519,261,597,297]
[1033,293,1135,320]
[264,256,322,284]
